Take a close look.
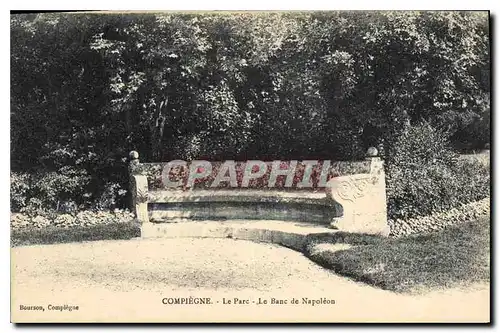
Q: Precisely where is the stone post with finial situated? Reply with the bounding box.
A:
[326,147,389,236]
[366,146,384,175]
[129,151,150,224]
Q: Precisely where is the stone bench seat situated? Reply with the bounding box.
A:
[146,189,340,224]
[147,189,333,205]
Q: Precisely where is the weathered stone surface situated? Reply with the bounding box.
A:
[148,201,338,224]
[141,220,336,251]
[130,174,149,224]
[326,157,389,236]
[147,189,331,204]
[131,160,371,191]
[128,149,390,237]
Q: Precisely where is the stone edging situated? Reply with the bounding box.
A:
[389,197,490,237]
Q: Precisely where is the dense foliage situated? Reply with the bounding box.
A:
[386,122,490,220]
[11,12,490,216]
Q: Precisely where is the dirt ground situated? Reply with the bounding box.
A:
[11,238,490,323]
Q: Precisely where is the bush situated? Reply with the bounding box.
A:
[93,182,128,211]
[10,168,92,215]
[386,122,490,220]
[10,168,131,216]
[10,172,31,212]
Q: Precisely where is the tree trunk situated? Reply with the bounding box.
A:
[150,97,169,160]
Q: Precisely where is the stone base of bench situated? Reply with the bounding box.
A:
[141,220,338,252]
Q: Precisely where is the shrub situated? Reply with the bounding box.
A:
[10,167,92,215]
[386,122,490,220]
[10,172,31,212]
[93,182,128,211]
[450,158,490,202]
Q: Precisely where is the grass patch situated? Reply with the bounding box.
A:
[304,217,490,293]
[11,221,141,247]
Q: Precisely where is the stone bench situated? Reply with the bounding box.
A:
[128,148,389,238]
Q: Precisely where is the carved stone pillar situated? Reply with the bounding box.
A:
[326,147,389,236]
[129,151,150,224]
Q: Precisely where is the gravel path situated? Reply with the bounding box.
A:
[11,238,489,323]
[13,238,369,295]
